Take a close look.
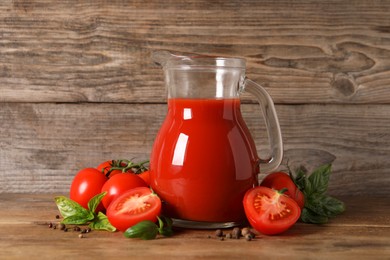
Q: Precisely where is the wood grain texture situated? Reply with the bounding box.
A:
[0,194,389,260]
[1,102,389,195]
[0,0,389,104]
[0,0,389,194]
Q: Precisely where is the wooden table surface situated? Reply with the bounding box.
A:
[0,194,389,259]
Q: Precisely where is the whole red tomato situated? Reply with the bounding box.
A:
[101,173,148,209]
[69,168,107,212]
[243,186,301,235]
[107,187,162,232]
[260,172,305,209]
[137,170,150,185]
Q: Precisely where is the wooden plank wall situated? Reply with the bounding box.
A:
[1,0,389,195]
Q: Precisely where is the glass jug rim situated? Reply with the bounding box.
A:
[153,51,246,69]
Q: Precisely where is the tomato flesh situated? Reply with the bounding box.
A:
[243,186,301,235]
[260,172,305,209]
[106,187,161,232]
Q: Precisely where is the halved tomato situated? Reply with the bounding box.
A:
[243,186,301,235]
[106,187,161,232]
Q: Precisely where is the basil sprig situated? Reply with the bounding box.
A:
[54,192,116,232]
[124,216,173,240]
[292,164,346,224]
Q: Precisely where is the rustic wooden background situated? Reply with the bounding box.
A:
[0,0,389,196]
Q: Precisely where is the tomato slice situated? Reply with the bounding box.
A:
[243,186,301,235]
[106,187,161,232]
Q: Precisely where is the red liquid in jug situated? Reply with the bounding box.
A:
[150,98,259,222]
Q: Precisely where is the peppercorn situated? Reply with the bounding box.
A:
[78,234,84,239]
[232,227,241,239]
[215,229,223,237]
[73,226,81,232]
[48,222,53,228]
[241,227,250,236]
[58,223,66,230]
[85,227,91,233]
[55,215,60,219]
[245,234,252,241]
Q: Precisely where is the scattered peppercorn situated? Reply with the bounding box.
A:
[215,229,223,237]
[73,226,81,232]
[232,227,241,239]
[78,234,84,239]
[63,228,68,232]
[55,215,60,219]
[48,222,53,228]
[245,234,252,241]
[241,227,250,237]
[85,227,91,233]
[58,223,66,230]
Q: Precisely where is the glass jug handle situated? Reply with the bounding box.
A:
[242,78,283,174]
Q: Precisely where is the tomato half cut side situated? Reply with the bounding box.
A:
[243,186,301,235]
[106,187,161,232]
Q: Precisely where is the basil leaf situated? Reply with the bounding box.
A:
[89,212,116,232]
[300,207,329,224]
[54,196,92,219]
[306,195,345,218]
[157,216,174,237]
[124,221,158,240]
[62,213,94,225]
[88,191,107,213]
[293,166,307,191]
[307,164,331,196]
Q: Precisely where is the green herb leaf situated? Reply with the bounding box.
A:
[124,221,158,240]
[54,196,93,221]
[291,163,345,224]
[291,165,307,191]
[88,191,107,213]
[89,212,116,232]
[306,194,345,218]
[300,208,329,224]
[307,164,331,196]
[157,216,174,237]
[62,213,95,225]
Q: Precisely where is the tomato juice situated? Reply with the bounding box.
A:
[150,98,259,223]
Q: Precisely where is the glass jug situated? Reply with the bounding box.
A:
[149,51,283,228]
